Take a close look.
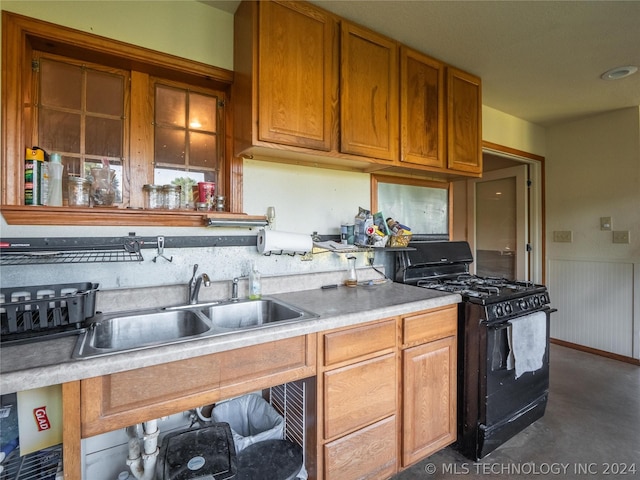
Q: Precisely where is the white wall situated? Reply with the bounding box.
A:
[483,105,547,157]
[546,107,640,359]
[0,1,234,70]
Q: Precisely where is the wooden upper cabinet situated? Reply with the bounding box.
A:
[340,21,398,162]
[400,47,445,168]
[234,1,337,153]
[446,67,482,174]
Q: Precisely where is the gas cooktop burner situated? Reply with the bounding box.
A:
[417,274,547,305]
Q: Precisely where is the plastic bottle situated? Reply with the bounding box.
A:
[249,261,262,300]
[47,153,64,206]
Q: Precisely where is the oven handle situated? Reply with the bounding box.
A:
[488,306,557,330]
[488,321,512,331]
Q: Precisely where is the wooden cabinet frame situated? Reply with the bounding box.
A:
[59,306,458,480]
[1,11,244,226]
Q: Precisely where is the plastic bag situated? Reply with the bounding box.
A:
[212,394,284,452]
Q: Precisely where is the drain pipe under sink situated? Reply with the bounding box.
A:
[126,420,160,480]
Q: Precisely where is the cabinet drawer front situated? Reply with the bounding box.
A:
[81,335,315,437]
[403,305,457,346]
[324,353,396,439]
[324,415,397,480]
[323,319,396,366]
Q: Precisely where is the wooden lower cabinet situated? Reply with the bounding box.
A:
[402,336,457,466]
[401,306,457,468]
[59,306,458,479]
[318,318,399,479]
[324,415,397,480]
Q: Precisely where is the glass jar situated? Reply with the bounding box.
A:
[68,176,91,207]
[345,256,358,287]
[143,184,163,209]
[162,184,181,210]
[90,166,116,206]
[215,195,226,212]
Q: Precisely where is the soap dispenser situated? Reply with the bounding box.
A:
[249,261,262,300]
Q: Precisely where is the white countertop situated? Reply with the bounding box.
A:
[0,282,460,394]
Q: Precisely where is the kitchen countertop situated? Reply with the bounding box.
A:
[0,282,460,394]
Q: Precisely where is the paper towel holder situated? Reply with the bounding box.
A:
[262,249,310,257]
[206,217,268,228]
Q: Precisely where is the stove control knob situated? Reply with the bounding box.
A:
[519,299,529,310]
[533,296,541,307]
[505,303,513,315]
[495,305,504,317]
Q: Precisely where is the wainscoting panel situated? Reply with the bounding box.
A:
[548,259,634,357]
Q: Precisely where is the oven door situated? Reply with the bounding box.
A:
[480,308,551,427]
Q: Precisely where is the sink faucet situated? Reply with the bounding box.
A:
[189,264,211,304]
[231,276,248,302]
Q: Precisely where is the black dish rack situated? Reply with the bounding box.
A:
[0,282,99,345]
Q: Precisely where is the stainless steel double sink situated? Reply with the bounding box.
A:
[73,297,318,359]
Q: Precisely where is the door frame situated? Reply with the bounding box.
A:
[467,164,528,280]
[468,142,546,283]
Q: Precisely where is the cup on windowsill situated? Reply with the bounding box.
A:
[197,182,215,211]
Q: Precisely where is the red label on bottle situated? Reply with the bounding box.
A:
[33,406,51,431]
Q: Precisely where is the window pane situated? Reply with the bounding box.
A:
[86,116,122,157]
[39,110,81,153]
[87,70,123,116]
[189,132,217,169]
[189,93,217,132]
[40,59,81,109]
[156,86,186,127]
[155,127,185,164]
[378,183,448,235]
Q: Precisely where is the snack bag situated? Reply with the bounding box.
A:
[354,207,373,246]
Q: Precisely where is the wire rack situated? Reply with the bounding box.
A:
[0,445,63,480]
[0,249,143,266]
[269,379,306,450]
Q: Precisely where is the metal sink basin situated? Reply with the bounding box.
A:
[73,309,212,358]
[73,297,317,359]
[198,298,317,330]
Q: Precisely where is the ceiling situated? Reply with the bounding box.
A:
[203,0,640,128]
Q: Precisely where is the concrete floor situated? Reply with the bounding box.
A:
[393,344,640,480]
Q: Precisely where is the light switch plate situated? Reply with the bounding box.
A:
[600,216,612,231]
[612,231,630,244]
[553,231,573,243]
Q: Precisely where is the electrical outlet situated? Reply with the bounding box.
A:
[600,216,612,231]
[553,231,573,243]
[366,250,375,266]
[612,230,630,244]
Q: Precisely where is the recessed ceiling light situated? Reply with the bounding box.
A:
[600,66,638,80]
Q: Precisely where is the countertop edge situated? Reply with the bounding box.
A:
[1,286,460,394]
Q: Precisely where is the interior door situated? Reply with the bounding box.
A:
[467,165,528,280]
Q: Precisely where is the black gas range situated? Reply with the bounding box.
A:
[395,241,554,460]
[416,275,551,323]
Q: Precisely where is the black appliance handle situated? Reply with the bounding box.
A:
[488,321,512,331]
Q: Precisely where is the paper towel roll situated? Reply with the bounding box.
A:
[257,229,313,255]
